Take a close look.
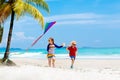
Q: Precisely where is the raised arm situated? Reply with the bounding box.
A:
[54,44,63,48]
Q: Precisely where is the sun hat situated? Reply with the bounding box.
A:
[71,41,76,45]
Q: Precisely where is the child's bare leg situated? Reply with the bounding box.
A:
[72,59,74,65]
[48,58,52,67]
[71,58,75,68]
[52,58,55,68]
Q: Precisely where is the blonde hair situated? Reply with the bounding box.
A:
[71,41,76,45]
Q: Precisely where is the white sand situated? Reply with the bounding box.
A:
[0,58,120,80]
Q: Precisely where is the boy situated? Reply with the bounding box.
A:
[67,41,77,69]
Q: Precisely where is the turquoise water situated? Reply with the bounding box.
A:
[0,47,120,59]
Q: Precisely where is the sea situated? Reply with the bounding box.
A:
[0,47,120,59]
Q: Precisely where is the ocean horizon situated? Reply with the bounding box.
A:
[0,47,120,59]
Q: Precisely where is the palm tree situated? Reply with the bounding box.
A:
[0,24,3,43]
[0,0,49,63]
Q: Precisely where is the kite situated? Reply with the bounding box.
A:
[26,21,56,50]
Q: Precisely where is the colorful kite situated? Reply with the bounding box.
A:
[26,21,56,50]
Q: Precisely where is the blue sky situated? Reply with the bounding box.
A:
[1,0,120,49]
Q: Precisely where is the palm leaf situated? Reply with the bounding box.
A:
[0,3,7,9]
[25,0,49,13]
[13,0,25,19]
[0,0,5,5]
[0,3,12,23]
[24,3,44,28]
[14,1,44,28]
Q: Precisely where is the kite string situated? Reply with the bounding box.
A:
[26,21,56,51]
[26,33,44,51]
[31,33,44,46]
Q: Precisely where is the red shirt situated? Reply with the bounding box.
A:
[68,46,77,56]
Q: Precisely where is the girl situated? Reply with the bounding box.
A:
[47,37,65,67]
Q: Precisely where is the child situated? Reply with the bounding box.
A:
[67,41,77,69]
[47,37,65,67]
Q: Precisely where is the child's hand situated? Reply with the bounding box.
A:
[62,43,65,47]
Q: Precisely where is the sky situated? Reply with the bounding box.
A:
[1,0,120,49]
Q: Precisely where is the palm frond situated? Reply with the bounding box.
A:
[25,0,49,13]
[14,1,44,28]
[0,4,12,23]
[13,0,25,19]
[24,3,44,28]
[0,3,8,10]
[0,0,5,5]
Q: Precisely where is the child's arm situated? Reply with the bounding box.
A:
[75,47,78,56]
[75,51,78,56]
[54,44,63,48]
[47,44,50,52]
[66,47,69,51]
[66,46,70,51]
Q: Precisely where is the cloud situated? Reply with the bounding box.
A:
[15,16,37,25]
[57,20,96,25]
[45,13,120,25]
[45,0,59,2]
[0,32,35,48]
[45,13,103,21]
[92,40,102,47]
[14,32,34,40]
[94,40,101,43]
[94,0,102,6]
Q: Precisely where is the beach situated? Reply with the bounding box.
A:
[0,0,120,80]
[0,58,120,80]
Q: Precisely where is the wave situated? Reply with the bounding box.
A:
[9,52,44,58]
[6,52,120,59]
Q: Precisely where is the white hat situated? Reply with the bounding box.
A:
[71,41,76,45]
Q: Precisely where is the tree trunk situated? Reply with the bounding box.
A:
[2,10,15,62]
